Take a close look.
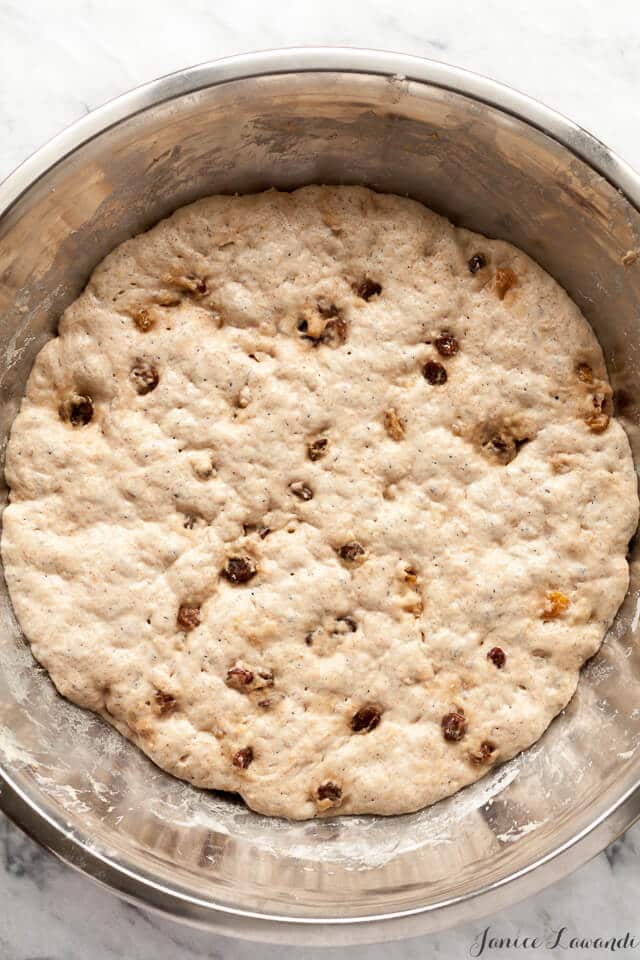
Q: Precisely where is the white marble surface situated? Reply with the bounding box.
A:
[1,0,640,956]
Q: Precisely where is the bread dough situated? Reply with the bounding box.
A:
[2,186,637,819]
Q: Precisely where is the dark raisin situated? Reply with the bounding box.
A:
[308,437,329,461]
[59,394,94,427]
[257,699,272,709]
[338,541,365,563]
[297,318,309,333]
[335,616,357,633]
[290,481,313,501]
[352,277,382,301]
[183,514,198,530]
[154,689,177,716]
[487,646,506,668]
[195,277,207,295]
[435,332,459,357]
[304,633,315,647]
[442,711,467,742]
[470,741,496,764]
[232,746,254,769]
[351,703,382,733]
[177,604,201,631]
[130,360,159,395]
[317,781,342,803]
[468,253,487,274]
[259,527,271,539]
[423,361,447,385]
[226,666,254,690]
[222,556,257,584]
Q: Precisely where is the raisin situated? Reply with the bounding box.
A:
[338,541,365,563]
[308,437,329,461]
[487,646,506,668]
[222,556,257,584]
[226,666,254,690]
[483,432,517,464]
[576,362,594,384]
[177,604,201,631]
[468,253,487,274]
[183,514,198,530]
[167,274,207,296]
[383,408,405,441]
[320,315,348,347]
[259,527,271,539]
[59,394,94,427]
[297,318,309,333]
[586,412,610,433]
[316,781,342,804]
[289,481,314,501]
[304,633,315,646]
[351,703,382,733]
[494,267,517,300]
[435,332,459,357]
[542,590,569,620]
[232,746,254,769]
[154,689,177,716]
[352,277,382,301]
[470,741,496,764]
[130,360,159,395]
[133,308,154,332]
[423,361,447,385]
[335,616,357,633]
[442,711,467,741]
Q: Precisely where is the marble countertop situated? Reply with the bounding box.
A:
[1,0,639,956]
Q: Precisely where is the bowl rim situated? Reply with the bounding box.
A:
[1,47,640,944]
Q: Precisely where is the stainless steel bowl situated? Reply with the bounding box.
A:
[1,48,640,945]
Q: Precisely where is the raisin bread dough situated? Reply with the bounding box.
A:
[2,186,637,819]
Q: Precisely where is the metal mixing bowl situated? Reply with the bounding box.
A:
[1,48,640,945]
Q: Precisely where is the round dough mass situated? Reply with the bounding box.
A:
[2,186,638,819]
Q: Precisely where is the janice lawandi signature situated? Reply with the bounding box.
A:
[470,926,640,956]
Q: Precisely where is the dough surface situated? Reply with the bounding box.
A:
[2,186,637,819]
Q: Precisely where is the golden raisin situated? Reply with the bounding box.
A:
[133,308,154,332]
[586,412,610,433]
[541,590,569,620]
[383,408,405,441]
[494,267,517,300]
[575,362,594,383]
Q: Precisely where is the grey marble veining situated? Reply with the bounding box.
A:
[1,0,640,957]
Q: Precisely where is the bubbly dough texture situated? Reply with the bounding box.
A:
[2,186,638,819]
